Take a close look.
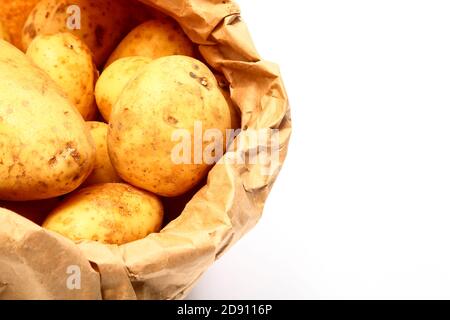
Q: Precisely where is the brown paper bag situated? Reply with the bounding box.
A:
[0,0,291,300]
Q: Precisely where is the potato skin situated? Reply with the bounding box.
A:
[105,19,195,68]
[108,56,233,197]
[21,0,156,66]
[83,122,121,186]
[42,183,164,245]
[95,57,152,122]
[26,33,98,120]
[0,0,40,49]
[0,40,95,201]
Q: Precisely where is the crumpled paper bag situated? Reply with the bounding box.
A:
[0,0,291,300]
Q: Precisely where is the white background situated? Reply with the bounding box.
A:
[189,0,450,299]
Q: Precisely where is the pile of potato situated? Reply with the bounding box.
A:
[0,0,239,245]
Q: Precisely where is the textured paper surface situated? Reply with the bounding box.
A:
[0,0,291,300]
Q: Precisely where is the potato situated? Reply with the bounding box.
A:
[21,0,157,66]
[26,33,98,120]
[0,40,95,201]
[0,0,40,48]
[83,122,121,186]
[105,19,195,68]
[0,197,63,225]
[42,183,164,244]
[0,19,11,42]
[95,57,152,122]
[108,56,233,197]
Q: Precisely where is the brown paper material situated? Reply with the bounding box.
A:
[0,0,291,300]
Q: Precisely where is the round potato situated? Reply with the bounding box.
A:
[0,0,40,48]
[26,33,98,120]
[42,183,164,244]
[95,57,152,122]
[105,19,195,68]
[0,40,96,201]
[83,122,121,186]
[108,56,233,197]
[21,0,157,66]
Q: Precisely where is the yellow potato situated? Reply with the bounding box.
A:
[108,56,233,197]
[0,19,11,42]
[83,122,121,186]
[21,0,157,66]
[0,40,96,201]
[95,57,153,122]
[105,19,195,68]
[43,183,164,244]
[0,0,40,49]
[26,33,98,120]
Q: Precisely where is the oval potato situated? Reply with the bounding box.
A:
[83,122,121,186]
[26,33,98,120]
[0,0,40,48]
[43,183,164,244]
[95,56,152,122]
[105,19,195,68]
[108,56,233,197]
[0,40,95,201]
[22,0,157,66]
